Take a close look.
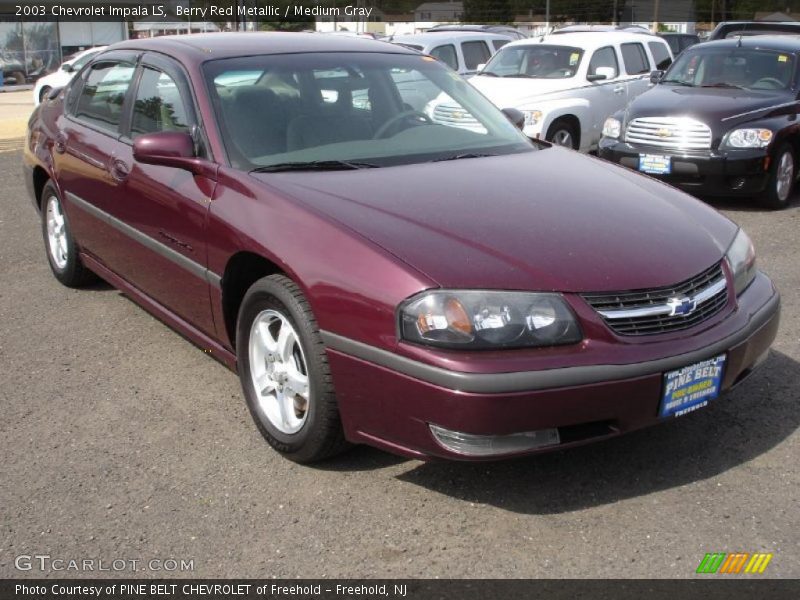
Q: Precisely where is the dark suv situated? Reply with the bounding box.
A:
[599,36,800,209]
[708,21,800,41]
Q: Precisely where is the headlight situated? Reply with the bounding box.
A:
[725,229,757,295]
[399,290,582,350]
[521,110,543,127]
[724,128,773,149]
[602,117,622,139]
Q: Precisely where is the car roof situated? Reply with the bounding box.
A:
[689,35,800,52]
[110,32,416,64]
[390,31,512,46]
[506,31,667,50]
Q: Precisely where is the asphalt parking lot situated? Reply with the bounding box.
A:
[0,95,798,578]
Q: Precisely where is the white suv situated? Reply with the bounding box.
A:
[429,32,673,152]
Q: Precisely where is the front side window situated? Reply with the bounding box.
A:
[74,61,135,133]
[130,67,190,136]
[461,41,491,71]
[483,45,584,78]
[204,52,533,171]
[662,47,797,91]
[430,44,458,71]
[621,43,650,74]
[588,46,619,79]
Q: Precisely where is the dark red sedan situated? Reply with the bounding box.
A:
[24,33,780,462]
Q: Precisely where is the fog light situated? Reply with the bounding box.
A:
[429,424,560,457]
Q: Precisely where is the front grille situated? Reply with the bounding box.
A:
[625,116,712,150]
[431,103,486,133]
[582,262,729,336]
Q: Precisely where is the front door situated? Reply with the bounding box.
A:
[585,45,626,149]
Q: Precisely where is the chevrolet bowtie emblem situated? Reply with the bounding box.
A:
[667,296,697,316]
[657,127,673,138]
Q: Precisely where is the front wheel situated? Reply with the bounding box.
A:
[236,274,348,463]
[546,119,579,150]
[760,144,796,209]
[40,182,96,287]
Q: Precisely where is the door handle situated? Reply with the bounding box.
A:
[109,158,130,182]
[613,86,625,94]
[54,133,67,154]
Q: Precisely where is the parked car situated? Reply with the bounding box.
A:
[708,21,800,41]
[599,36,800,209]
[0,54,26,86]
[24,33,779,463]
[33,46,107,105]
[427,24,527,41]
[389,31,513,75]
[658,32,700,56]
[553,25,652,35]
[429,32,673,150]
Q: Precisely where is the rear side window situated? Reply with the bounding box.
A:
[621,43,650,74]
[74,61,136,133]
[461,41,491,71]
[648,41,672,70]
[588,46,619,79]
[131,67,191,137]
[492,39,510,51]
[430,44,458,71]
[680,36,698,52]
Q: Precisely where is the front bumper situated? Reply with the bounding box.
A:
[598,138,770,197]
[324,272,780,461]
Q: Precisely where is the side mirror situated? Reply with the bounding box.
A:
[501,107,525,130]
[133,131,214,177]
[61,63,74,73]
[650,69,665,84]
[476,63,486,73]
[587,66,616,82]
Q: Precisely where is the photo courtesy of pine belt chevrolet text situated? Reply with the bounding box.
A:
[23,32,780,463]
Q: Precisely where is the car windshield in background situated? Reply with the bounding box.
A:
[662,47,796,90]
[204,52,533,171]
[482,45,584,78]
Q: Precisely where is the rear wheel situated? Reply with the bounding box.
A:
[40,182,96,287]
[760,144,796,209]
[236,274,348,463]
[546,119,579,150]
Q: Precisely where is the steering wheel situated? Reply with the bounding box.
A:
[373,110,433,139]
[752,77,784,89]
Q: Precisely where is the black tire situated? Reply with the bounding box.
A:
[759,143,796,210]
[39,86,51,103]
[236,274,348,463]
[546,119,579,150]
[40,181,97,287]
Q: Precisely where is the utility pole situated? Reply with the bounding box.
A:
[612,0,618,25]
[652,0,660,34]
[545,0,550,34]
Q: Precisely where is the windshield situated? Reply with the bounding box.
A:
[482,45,584,78]
[204,52,534,171]
[661,47,796,90]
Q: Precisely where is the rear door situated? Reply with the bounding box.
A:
[459,40,492,75]
[619,41,653,100]
[55,51,139,273]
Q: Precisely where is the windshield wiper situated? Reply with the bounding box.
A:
[431,152,499,162]
[479,71,499,77]
[661,80,694,87]
[502,74,535,78]
[251,160,380,173]
[701,82,746,89]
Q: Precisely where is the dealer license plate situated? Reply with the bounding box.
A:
[660,355,726,418]
[639,154,672,175]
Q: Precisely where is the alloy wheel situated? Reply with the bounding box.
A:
[775,151,794,202]
[45,195,68,270]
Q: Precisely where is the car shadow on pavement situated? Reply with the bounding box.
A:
[394,350,799,514]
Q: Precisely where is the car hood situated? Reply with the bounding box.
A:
[252,148,737,293]
[625,84,792,129]
[469,75,576,107]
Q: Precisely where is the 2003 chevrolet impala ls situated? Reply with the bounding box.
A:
[24,33,780,462]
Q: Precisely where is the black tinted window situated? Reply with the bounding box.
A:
[492,39,510,51]
[648,42,672,70]
[430,44,458,71]
[461,41,491,70]
[74,61,135,133]
[621,43,650,74]
[131,67,190,137]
